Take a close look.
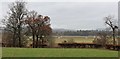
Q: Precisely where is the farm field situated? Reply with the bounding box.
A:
[53,36,119,43]
[2,48,118,57]
[51,36,119,47]
[53,36,94,43]
[51,36,96,47]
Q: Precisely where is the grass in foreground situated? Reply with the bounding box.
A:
[2,48,118,57]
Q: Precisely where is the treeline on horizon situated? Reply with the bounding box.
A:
[2,27,119,36]
[52,30,119,36]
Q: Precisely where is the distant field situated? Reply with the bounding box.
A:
[53,36,94,43]
[51,36,94,47]
[51,36,119,47]
[2,48,118,57]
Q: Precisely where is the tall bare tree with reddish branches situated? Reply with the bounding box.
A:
[25,11,52,48]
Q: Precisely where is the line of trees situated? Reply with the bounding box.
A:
[53,30,112,36]
[2,1,52,48]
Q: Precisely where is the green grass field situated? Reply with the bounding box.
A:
[2,36,119,58]
[2,48,118,57]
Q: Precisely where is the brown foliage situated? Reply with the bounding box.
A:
[25,11,52,48]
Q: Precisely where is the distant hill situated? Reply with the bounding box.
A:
[52,28,75,33]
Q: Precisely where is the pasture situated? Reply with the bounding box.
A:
[2,48,118,57]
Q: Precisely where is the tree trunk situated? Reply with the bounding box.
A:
[41,36,44,48]
[18,25,22,47]
[32,30,35,48]
[13,31,16,47]
[112,28,116,45]
[36,35,39,48]
[39,36,43,48]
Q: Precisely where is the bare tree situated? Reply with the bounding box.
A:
[2,1,27,47]
[93,32,108,47]
[104,15,118,45]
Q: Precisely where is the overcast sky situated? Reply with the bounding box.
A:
[0,1,118,30]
